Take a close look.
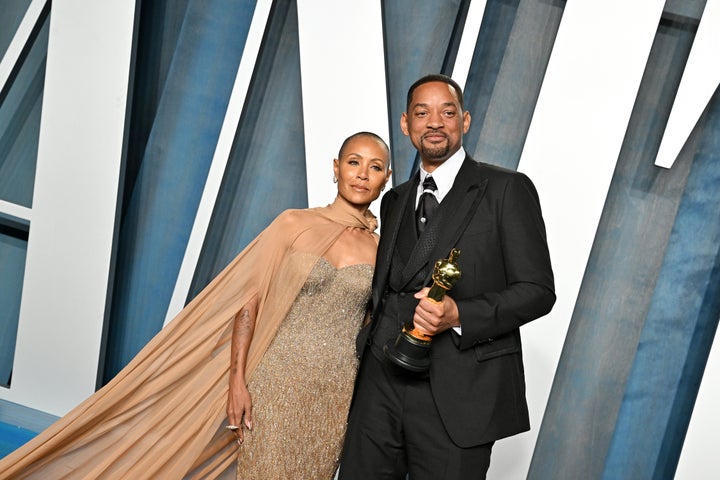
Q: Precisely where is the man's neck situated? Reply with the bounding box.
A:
[420,147,465,174]
[420,147,462,173]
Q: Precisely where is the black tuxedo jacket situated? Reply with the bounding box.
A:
[360,156,556,447]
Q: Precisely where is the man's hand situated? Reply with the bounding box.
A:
[412,287,460,336]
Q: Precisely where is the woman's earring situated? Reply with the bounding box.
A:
[333,176,338,183]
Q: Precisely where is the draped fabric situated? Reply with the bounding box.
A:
[0,201,376,479]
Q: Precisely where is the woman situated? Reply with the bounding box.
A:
[0,131,391,479]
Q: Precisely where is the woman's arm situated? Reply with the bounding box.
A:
[226,296,258,444]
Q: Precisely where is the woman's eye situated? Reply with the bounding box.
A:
[371,165,382,171]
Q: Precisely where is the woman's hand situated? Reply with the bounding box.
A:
[226,381,253,445]
[226,301,258,445]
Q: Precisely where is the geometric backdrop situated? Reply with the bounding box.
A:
[0,1,717,478]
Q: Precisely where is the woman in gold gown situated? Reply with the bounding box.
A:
[0,131,391,480]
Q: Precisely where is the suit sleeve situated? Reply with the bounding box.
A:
[456,172,556,350]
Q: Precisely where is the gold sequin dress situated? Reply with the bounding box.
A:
[237,257,373,479]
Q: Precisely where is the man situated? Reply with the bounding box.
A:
[339,74,555,479]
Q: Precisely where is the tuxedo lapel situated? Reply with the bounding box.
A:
[371,178,417,315]
[395,189,420,265]
[400,158,488,288]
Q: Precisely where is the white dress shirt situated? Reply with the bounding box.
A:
[416,146,466,335]
[416,146,466,206]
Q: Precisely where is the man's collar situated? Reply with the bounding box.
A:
[419,147,465,200]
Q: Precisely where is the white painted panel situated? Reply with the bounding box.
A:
[655,0,720,168]
[451,0,487,90]
[297,0,389,210]
[165,0,274,324]
[489,1,666,478]
[0,0,136,416]
[0,200,31,224]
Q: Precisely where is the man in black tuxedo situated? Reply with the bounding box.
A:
[339,74,556,479]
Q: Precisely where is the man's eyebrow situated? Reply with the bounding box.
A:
[411,102,457,109]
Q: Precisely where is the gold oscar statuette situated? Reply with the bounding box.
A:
[384,249,461,372]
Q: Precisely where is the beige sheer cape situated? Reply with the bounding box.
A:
[0,201,377,480]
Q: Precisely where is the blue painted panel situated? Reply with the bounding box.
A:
[0,9,48,208]
[189,0,308,297]
[0,0,33,61]
[464,0,563,170]
[529,15,704,479]
[463,0,520,164]
[0,399,56,459]
[382,0,469,182]
[103,0,258,382]
[602,86,720,479]
[0,227,27,386]
[123,0,192,215]
[0,423,35,459]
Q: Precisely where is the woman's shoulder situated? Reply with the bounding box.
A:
[273,208,323,223]
[267,208,328,232]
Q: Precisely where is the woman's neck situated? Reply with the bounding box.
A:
[331,195,368,217]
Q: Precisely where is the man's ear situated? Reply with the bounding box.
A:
[463,111,472,134]
[400,113,409,136]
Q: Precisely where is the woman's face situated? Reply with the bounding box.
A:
[333,136,391,209]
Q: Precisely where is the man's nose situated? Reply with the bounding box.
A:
[427,112,444,128]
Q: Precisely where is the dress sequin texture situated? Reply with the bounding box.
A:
[237,257,373,479]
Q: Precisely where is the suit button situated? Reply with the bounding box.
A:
[399,292,406,297]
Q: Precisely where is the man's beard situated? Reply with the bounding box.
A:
[420,142,450,161]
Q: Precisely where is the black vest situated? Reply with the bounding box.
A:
[370,193,434,359]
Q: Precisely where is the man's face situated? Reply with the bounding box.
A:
[401,81,471,170]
